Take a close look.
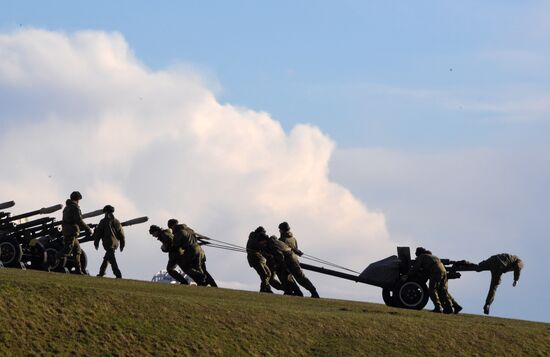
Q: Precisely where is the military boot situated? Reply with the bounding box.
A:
[454,304,463,314]
[431,306,442,313]
[483,304,490,315]
[310,289,320,299]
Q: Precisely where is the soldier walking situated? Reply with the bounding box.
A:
[167,219,217,287]
[407,247,453,313]
[61,191,92,274]
[477,253,523,315]
[92,205,125,279]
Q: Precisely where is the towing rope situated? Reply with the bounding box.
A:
[198,235,361,275]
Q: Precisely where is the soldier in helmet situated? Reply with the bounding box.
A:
[246,227,284,293]
[167,219,216,287]
[149,224,193,285]
[92,205,125,279]
[477,253,524,315]
[256,229,319,298]
[406,247,453,313]
[277,222,304,296]
[61,191,92,274]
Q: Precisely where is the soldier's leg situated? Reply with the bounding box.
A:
[428,279,442,311]
[485,271,502,307]
[274,267,294,295]
[268,274,284,291]
[72,239,84,274]
[179,253,207,286]
[438,276,453,314]
[167,256,189,285]
[98,250,110,277]
[286,275,304,296]
[107,249,122,279]
[285,254,318,297]
[252,261,272,292]
[60,235,75,269]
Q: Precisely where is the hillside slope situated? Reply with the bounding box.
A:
[0,269,548,356]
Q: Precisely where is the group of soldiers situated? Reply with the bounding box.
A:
[61,191,126,278]
[405,247,523,315]
[60,191,522,315]
[246,223,319,298]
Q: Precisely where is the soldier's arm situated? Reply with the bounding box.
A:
[115,220,125,250]
[513,263,522,282]
[92,222,103,247]
[76,209,92,233]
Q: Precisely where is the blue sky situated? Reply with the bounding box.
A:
[4,1,550,149]
[1,1,549,322]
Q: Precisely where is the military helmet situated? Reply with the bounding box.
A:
[278,221,290,232]
[70,191,83,201]
[255,226,266,235]
[415,247,427,256]
[167,218,179,228]
[149,225,161,234]
[103,205,115,214]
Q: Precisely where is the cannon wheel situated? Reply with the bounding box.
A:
[0,236,23,267]
[393,279,429,310]
[25,242,48,270]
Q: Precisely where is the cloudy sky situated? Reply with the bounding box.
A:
[1,2,549,322]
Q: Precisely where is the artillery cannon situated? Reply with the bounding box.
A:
[0,201,63,268]
[300,246,485,310]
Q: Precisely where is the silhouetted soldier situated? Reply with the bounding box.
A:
[61,191,91,274]
[246,228,284,293]
[477,253,524,315]
[92,205,125,279]
[167,219,217,287]
[277,222,304,296]
[149,225,191,285]
[256,228,319,298]
[407,247,453,313]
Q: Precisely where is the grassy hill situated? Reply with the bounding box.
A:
[0,269,548,356]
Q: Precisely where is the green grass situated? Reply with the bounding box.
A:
[0,269,548,356]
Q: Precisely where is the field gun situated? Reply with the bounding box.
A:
[300,246,487,310]
[0,202,62,268]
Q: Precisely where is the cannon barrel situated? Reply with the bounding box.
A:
[0,201,15,211]
[78,216,149,243]
[7,204,63,222]
[8,217,56,231]
[82,209,105,220]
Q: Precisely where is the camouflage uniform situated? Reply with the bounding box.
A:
[61,199,91,273]
[478,254,523,310]
[176,224,217,287]
[409,253,452,311]
[92,213,125,278]
[278,231,304,296]
[171,224,209,286]
[156,229,190,285]
[246,232,283,293]
[263,236,319,298]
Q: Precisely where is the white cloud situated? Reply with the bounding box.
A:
[0,29,393,300]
